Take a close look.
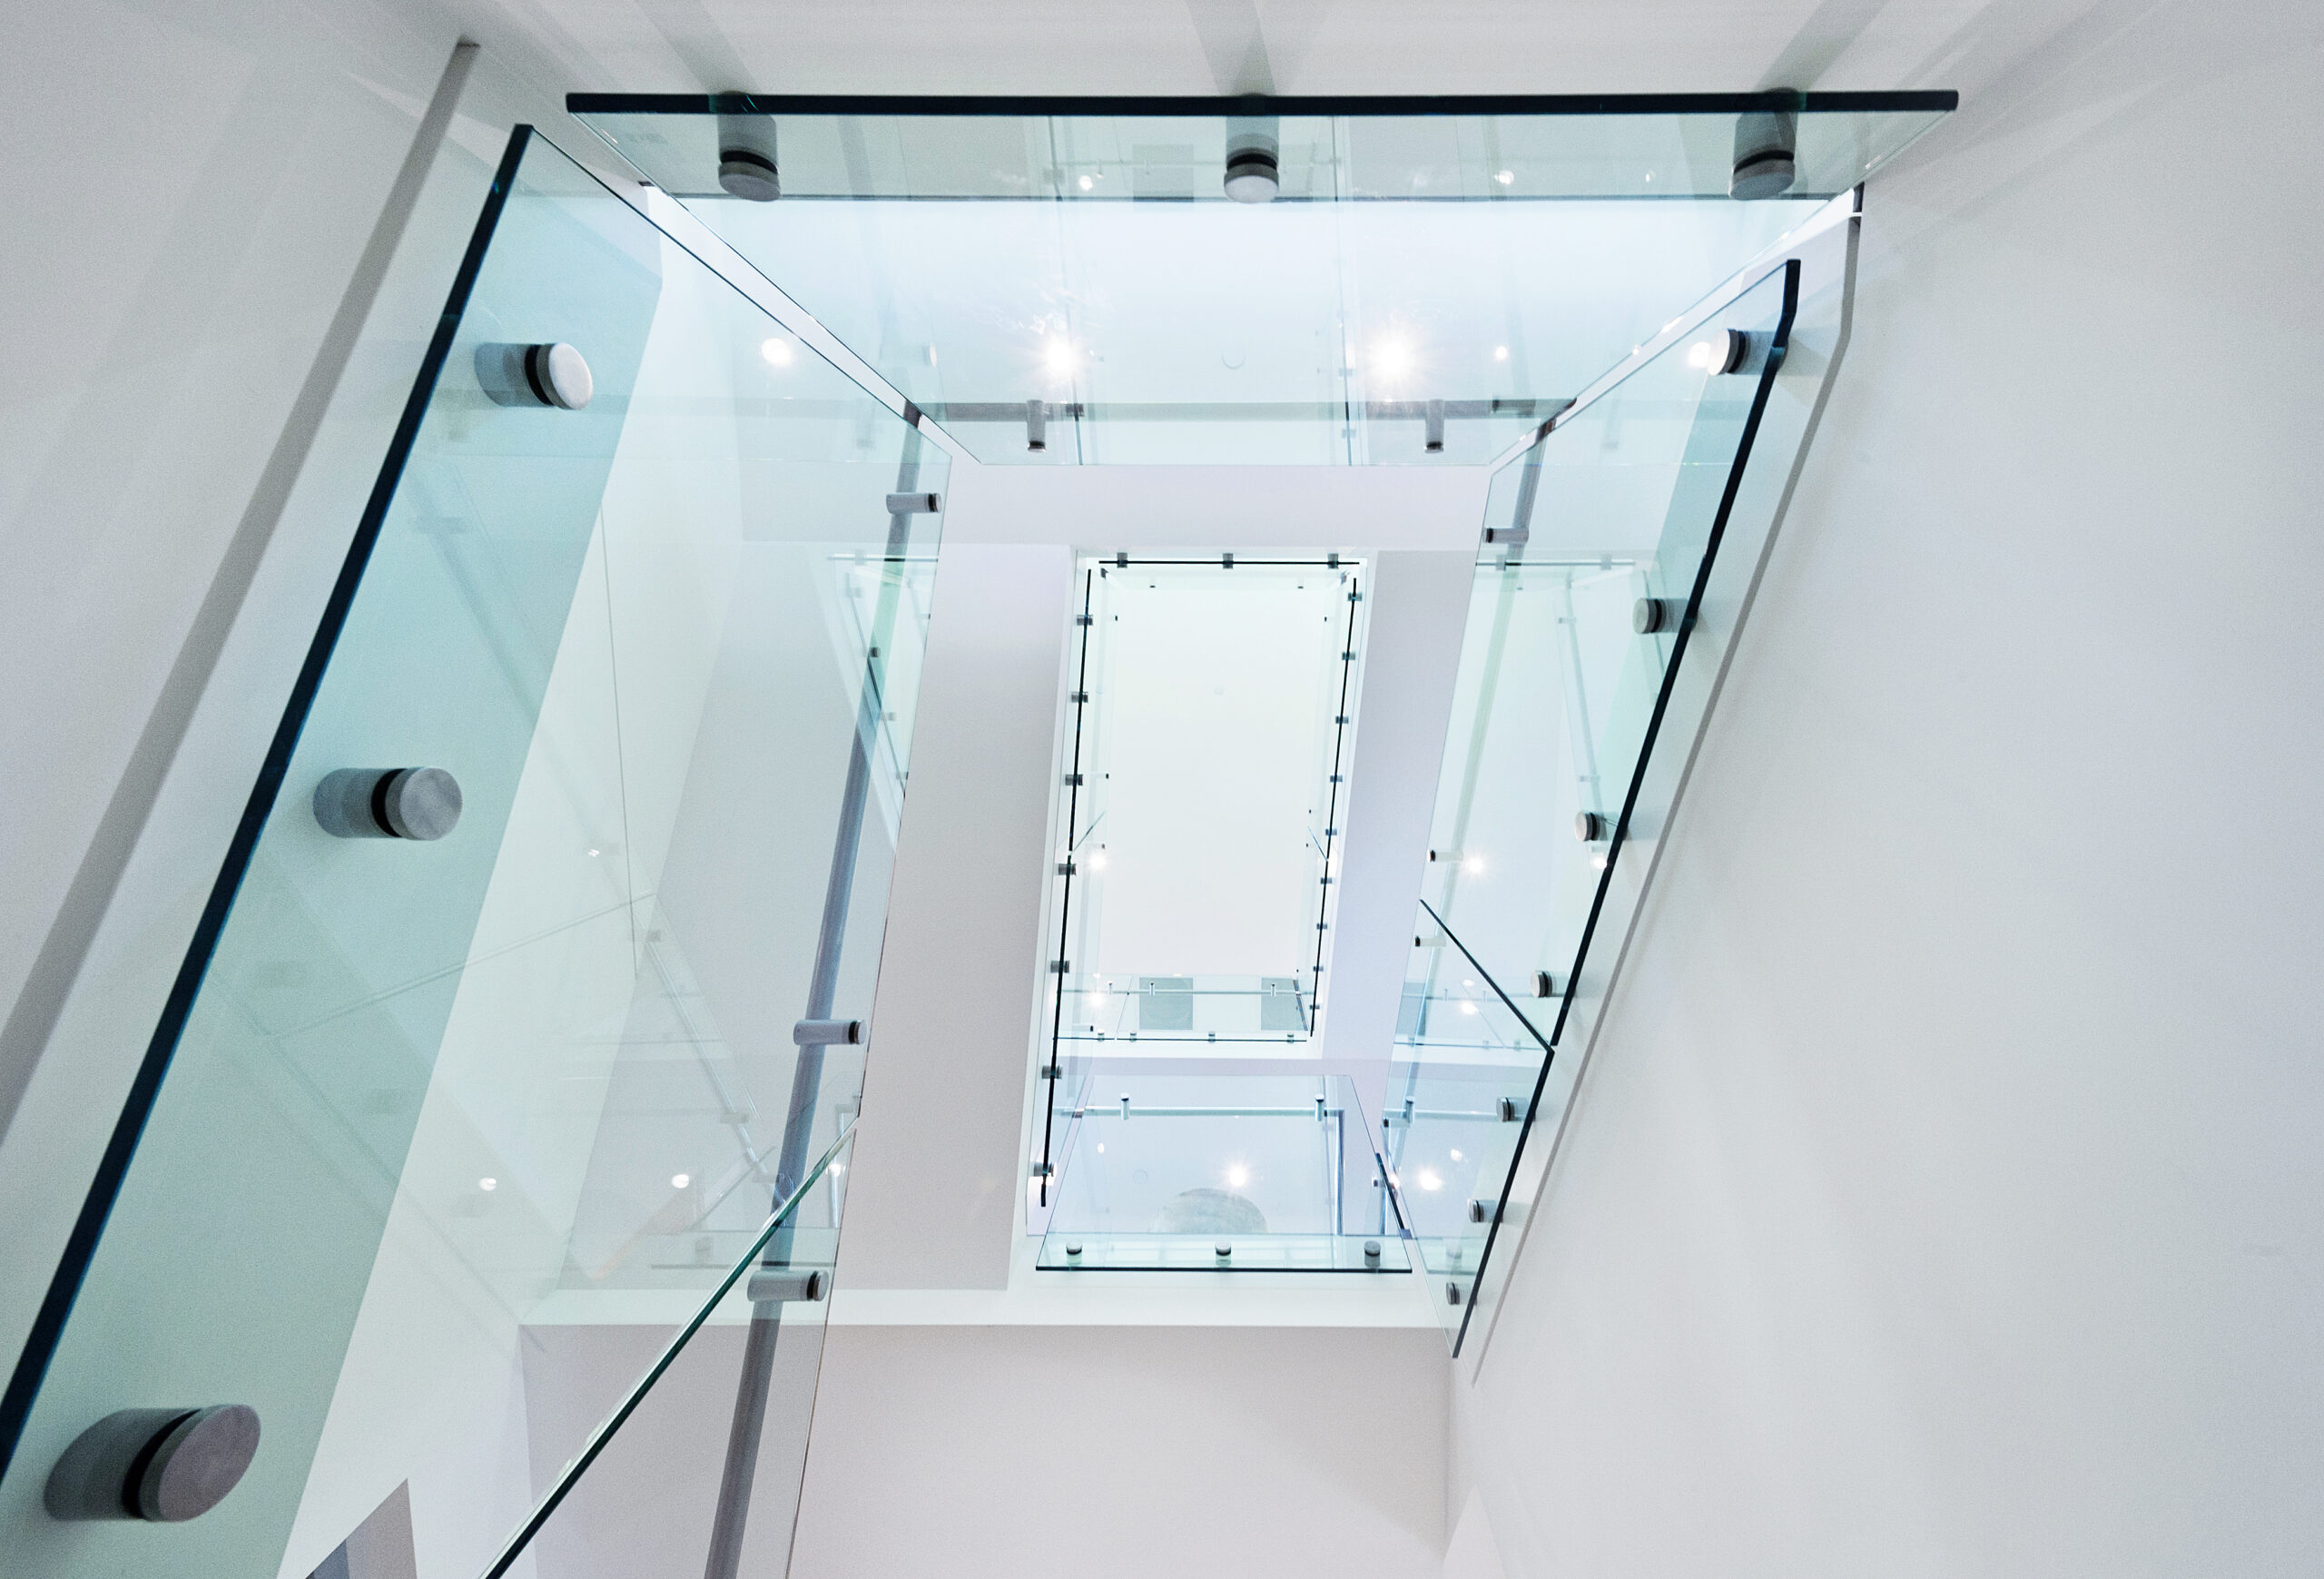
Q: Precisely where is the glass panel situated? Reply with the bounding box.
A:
[1039,1074,1410,1273]
[1389,906,1551,1317]
[574,98,1952,202]
[1389,264,1803,1348]
[478,1128,852,1579]
[0,130,940,1578]
[1030,559,1360,1212]
[571,97,1948,464]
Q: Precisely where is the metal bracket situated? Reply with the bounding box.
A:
[743,1268,825,1305]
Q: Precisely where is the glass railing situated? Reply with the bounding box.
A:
[1395,244,1851,1352]
[567,94,1951,464]
[1032,557,1362,1204]
[477,1124,852,1579]
[1390,903,1551,1317]
[0,126,940,1578]
[1038,1074,1411,1272]
[1053,973,1315,1045]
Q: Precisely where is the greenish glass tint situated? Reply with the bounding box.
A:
[570,99,1950,202]
[1038,1074,1410,1273]
[1391,266,1800,1349]
[0,129,940,1578]
[1031,559,1361,1212]
[568,97,1946,464]
[477,1126,853,1579]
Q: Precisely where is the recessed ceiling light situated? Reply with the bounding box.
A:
[1417,1169,1443,1190]
[1492,345,1509,361]
[1078,174,1094,191]
[478,1177,497,1191]
[1045,338,1078,373]
[671,1173,692,1189]
[760,337,793,367]
[1226,1163,1250,1188]
[1493,169,1514,185]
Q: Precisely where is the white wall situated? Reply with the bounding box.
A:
[790,1324,1448,1579]
[1454,0,2324,1573]
[839,542,1078,1289]
[0,5,651,1371]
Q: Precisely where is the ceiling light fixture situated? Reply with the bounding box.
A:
[1493,169,1514,185]
[761,337,794,367]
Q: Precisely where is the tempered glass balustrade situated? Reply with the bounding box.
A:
[1033,558,1363,1203]
[1039,1074,1411,1272]
[1393,258,1829,1352]
[476,1125,854,1579]
[570,94,1951,464]
[1053,974,1315,1044]
[0,126,940,1579]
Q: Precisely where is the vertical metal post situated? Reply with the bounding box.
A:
[702,435,922,1579]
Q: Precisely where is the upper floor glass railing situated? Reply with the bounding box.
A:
[1038,1073,1410,1273]
[1033,557,1362,1203]
[1393,233,1856,1350]
[0,126,940,1578]
[1054,973,1315,1046]
[568,94,1951,464]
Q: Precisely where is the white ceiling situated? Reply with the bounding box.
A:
[441,0,2010,105]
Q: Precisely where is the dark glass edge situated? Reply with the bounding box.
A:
[1034,1267,1409,1275]
[1307,575,1362,1018]
[568,90,1959,118]
[0,127,542,1481]
[1035,566,1098,1202]
[479,1121,856,1579]
[1448,258,1803,1356]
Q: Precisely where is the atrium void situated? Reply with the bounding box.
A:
[0,88,1955,1579]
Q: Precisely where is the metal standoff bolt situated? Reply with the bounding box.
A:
[1574,811,1610,843]
[1066,1242,1083,1258]
[791,1019,863,1047]
[45,1406,261,1523]
[1692,327,1752,374]
[1025,398,1048,452]
[1633,597,1678,634]
[717,113,781,200]
[1362,1239,1383,1266]
[1496,1097,1521,1122]
[1730,104,1798,200]
[885,491,941,515]
[476,342,593,409]
[1424,399,1447,454]
[744,1268,825,1305]
[314,767,462,841]
[1534,971,1560,999]
[1468,1199,1493,1225]
[1214,1243,1233,1259]
[1445,1281,1464,1307]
